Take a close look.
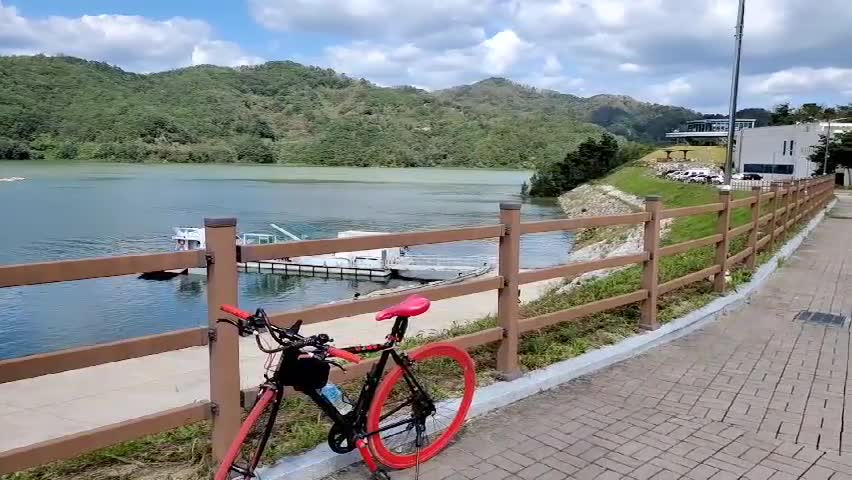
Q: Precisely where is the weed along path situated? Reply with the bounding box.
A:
[325,194,852,480]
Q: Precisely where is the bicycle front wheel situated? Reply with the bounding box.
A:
[213,387,280,480]
[366,343,475,469]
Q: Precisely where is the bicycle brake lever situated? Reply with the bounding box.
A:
[217,318,252,337]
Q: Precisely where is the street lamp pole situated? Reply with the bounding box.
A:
[724,0,746,185]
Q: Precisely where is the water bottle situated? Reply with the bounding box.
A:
[319,383,353,414]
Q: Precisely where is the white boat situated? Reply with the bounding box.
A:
[0,177,25,182]
[166,227,399,278]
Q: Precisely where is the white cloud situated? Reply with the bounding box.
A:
[747,67,852,97]
[618,63,644,73]
[648,77,694,104]
[543,55,562,75]
[249,0,500,42]
[0,1,261,71]
[515,0,852,70]
[191,40,264,67]
[481,30,528,75]
[323,30,534,88]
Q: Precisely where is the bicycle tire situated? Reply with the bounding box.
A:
[366,343,475,469]
[213,388,279,480]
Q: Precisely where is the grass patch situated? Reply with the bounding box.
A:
[3,167,819,480]
[638,146,726,166]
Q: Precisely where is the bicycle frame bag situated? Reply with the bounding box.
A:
[279,353,330,391]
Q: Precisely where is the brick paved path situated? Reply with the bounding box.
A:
[329,196,852,480]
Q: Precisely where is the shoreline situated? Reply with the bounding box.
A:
[0,159,534,172]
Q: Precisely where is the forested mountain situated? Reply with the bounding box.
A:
[435,78,702,143]
[1,55,697,167]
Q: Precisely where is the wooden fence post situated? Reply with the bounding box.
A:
[825,176,833,208]
[714,190,732,293]
[792,180,802,224]
[769,182,780,250]
[639,196,661,330]
[746,186,761,270]
[803,179,812,219]
[205,217,241,462]
[804,179,811,219]
[496,202,521,380]
[782,181,792,236]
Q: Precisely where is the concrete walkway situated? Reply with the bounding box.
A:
[328,195,852,480]
[0,274,558,452]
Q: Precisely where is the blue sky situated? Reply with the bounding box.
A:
[3,0,852,113]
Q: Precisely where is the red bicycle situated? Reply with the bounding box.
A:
[213,295,476,480]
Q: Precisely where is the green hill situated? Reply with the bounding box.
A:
[0,56,614,167]
[435,78,702,143]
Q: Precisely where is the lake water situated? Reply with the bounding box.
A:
[0,162,572,359]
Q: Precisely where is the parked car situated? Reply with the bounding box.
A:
[731,173,763,180]
[707,175,725,185]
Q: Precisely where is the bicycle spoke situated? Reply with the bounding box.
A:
[379,397,413,422]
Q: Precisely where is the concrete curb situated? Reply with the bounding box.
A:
[260,200,836,480]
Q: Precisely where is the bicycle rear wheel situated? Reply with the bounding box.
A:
[213,387,280,480]
[366,343,475,469]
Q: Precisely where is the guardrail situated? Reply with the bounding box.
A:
[0,175,835,475]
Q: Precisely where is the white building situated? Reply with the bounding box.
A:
[734,122,852,182]
[666,118,756,141]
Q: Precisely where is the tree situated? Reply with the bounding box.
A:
[234,137,276,163]
[0,137,31,159]
[797,103,826,122]
[810,131,852,175]
[528,133,644,197]
[770,103,795,125]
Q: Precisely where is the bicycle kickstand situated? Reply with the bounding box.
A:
[414,424,425,480]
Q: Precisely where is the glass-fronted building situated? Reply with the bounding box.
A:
[666,118,757,140]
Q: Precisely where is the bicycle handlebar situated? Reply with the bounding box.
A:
[218,304,362,363]
[220,304,252,320]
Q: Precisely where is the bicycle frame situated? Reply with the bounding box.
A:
[260,315,431,455]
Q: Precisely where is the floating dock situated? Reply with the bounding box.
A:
[238,259,391,278]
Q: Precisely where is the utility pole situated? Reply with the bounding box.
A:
[724,0,746,185]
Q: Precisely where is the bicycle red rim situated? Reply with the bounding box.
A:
[213,388,276,480]
[366,343,475,469]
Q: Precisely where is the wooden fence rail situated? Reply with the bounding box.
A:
[0,175,835,475]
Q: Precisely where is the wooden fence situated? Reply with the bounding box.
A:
[0,175,836,475]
